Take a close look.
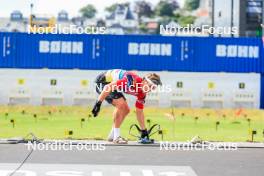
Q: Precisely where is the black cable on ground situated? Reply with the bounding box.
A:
[8,147,34,176]
[8,133,40,176]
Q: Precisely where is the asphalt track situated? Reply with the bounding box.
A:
[0,142,264,176]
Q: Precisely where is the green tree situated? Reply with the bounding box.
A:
[184,0,200,11]
[79,4,97,18]
[171,13,181,22]
[155,0,179,17]
[105,2,130,13]
[178,15,196,26]
[139,23,148,33]
[135,1,154,18]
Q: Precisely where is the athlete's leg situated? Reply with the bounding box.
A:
[112,97,130,128]
[107,97,130,142]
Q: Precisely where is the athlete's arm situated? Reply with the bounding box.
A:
[92,82,118,117]
[97,82,117,102]
[98,75,128,102]
[92,78,127,117]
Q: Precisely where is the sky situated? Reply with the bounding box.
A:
[0,0,185,18]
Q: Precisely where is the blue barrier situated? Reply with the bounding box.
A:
[261,74,264,109]
[0,32,262,72]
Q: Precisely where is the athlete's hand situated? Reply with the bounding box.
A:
[92,100,102,117]
[141,129,149,139]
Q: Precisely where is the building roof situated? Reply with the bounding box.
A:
[58,10,69,21]
[10,10,23,21]
[106,4,136,20]
[106,13,115,20]
[125,7,135,20]
[147,22,159,29]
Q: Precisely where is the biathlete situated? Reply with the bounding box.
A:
[91,69,162,144]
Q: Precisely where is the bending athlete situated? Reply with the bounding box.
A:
[91,69,162,144]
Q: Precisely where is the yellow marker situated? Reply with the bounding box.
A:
[248,128,252,135]
[208,82,215,89]
[162,129,168,135]
[81,80,88,86]
[18,79,25,85]
[64,129,69,136]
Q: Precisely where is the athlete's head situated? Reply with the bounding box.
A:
[142,73,162,93]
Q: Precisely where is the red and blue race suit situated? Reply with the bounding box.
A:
[95,69,146,109]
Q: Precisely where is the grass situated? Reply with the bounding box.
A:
[0,105,264,142]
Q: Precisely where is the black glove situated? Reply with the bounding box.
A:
[141,129,149,139]
[92,100,102,117]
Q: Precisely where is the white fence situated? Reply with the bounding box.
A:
[0,69,260,108]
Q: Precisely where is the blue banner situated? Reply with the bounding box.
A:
[0,32,263,73]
